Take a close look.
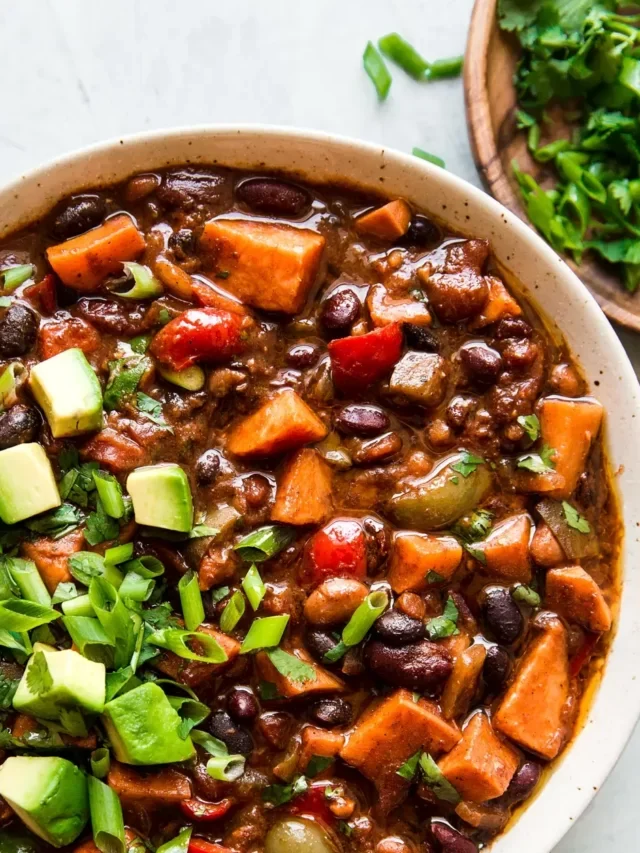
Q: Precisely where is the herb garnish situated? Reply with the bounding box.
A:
[512,584,542,607]
[451,451,485,478]
[562,500,591,533]
[517,444,556,474]
[517,413,541,442]
[426,596,460,640]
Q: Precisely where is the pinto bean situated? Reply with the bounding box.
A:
[320,289,360,334]
[374,610,425,645]
[350,432,402,466]
[423,270,488,324]
[483,588,524,645]
[52,194,106,240]
[308,698,352,727]
[335,404,390,437]
[236,178,311,217]
[431,822,478,853]
[304,578,369,626]
[157,168,224,207]
[396,592,427,621]
[0,405,40,449]
[366,639,452,695]
[244,474,271,509]
[0,304,38,357]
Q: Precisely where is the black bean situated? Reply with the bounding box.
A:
[236,178,311,217]
[401,215,441,248]
[168,228,196,260]
[494,317,533,340]
[460,344,503,386]
[483,645,512,695]
[0,406,40,450]
[305,629,339,662]
[431,823,477,853]
[335,404,390,437]
[403,323,439,352]
[208,711,253,755]
[308,698,352,728]
[366,640,452,696]
[503,761,541,804]
[446,396,475,431]
[0,305,38,358]
[227,688,260,723]
[195,450,221,486]
[320,289,360,334]
[483,588,524,645]
[52,194,106,240]
[374,610,425,646]
[286,343,320,369]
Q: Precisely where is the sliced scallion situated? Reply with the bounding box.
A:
[240,614,289,654]
[378,33,429,79]
[88,774,126,853]
[178,570,205,631]
[0,600,60,632]
[121,555,165,579]
[119,571,155,603]
[93,471,125,519]
[7,558,51,606]
[242,564,266,611]
[425,55,464,80]
[114,262,164,300]
[342,590,389,646]
[52,581,79,605]
[412,147,446,168]
[363,41,392,100]
[62,616,115,667]
[220,590,246,633]
[89,578,134,667]
[1,264,34,292]
[156,827,192,853]
[147,627,228,663]
[104,543,134,566]
[90,747,111,779]
[61,593,95,618]
[157,364,206,392]
[234,525,295,563]
[206,753,246,782]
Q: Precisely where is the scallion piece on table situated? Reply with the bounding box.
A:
[240,614,290,654]
[121,555,165,579]
[119,571,155,603]
[1,264,34,292]
[220,590,246,633]
[90,747,111,779]
[7,558,51,606]
[148,627,229,663]
[62,616,115,665]
[62,593,95,618]
[378,32,429,79]
[88,774,126,853]
[104,543,134,566]
[156,827,192,853]
[412,147,446,168]
[425,55,464,80]
[242,564,266,611]
[363,41,392,100]
[93,471,125,519]
[178,570,205,631]
[206,753,246,782]
[114,262,164,300]
[0,599,60,632]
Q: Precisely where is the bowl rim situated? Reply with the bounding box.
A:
[2,124,639,853]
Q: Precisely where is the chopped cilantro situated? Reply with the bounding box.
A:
[517,413,541,442]
[258,680,280,700]
[451,451,484,478]
[419,752,461,804]
[266,648,315,684]
[263,775,308,806]
[136,392,173,431]
[426,596,460,640]
[512,584,542,607]
[396,750,421,781]
[562,500,591,533]
[104,354,151,410]
[26,651,53,696]
[517,444,556,474]
[455,509,494,542]
[426,570,445,585]
[84,499,119,546]
[26,503,83,539]
[338,821,354,838]
[465,544,487,565]
[307,755,334,777]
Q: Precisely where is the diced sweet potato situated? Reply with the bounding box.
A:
[21,529,85,594]
[439,712,518,802]
[46,215,146,291]
[494,618,570,759]
[108,760,192,804]
[200,218,325,313]
[39,317,100,360]
[256,647,345,698]
[271,449,333,525]
[530,522,565,567]
[546,566,612,632]
[340,689,461,813]
[227,389,328,458]
[441,644,487,720]
[299,726,345,773]
[154,624,240,687]
[388,532,463,593]
[470,276,521,329]
[355,200,411,240]
[475,513,532,581]
[367,283,432,327]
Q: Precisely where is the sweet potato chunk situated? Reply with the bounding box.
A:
[441,644,487,720]
[108,760,191,804]
[154,624,240,687]
[475,513,532,581]
[388,532,463,593]
[227,389,328,458]
[367,283,432,327]
[200,219,325,313]
[356,200,411,240]
[470,276,521,329]
[271,449,333,525]
[546,566,612,632]
[494,618,570,759]
[299,726,345,773]
[256,647,345,698]
[530,522,565,567]
[340,689,461,813]
[21,529,84,594]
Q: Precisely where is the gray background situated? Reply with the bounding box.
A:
[1,1,637,849]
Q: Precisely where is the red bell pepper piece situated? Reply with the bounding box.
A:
[188,841,235,853]
[150,307,251,370]
[24,273,57,315]
[180,797,234,822]
[328,323,403,392]
[289,782,336,827]
[305,518,367,585]
[569,631,600,678]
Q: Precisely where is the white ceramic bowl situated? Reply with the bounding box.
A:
[1,126,639,852]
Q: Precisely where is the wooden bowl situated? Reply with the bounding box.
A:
[465,0,640,331]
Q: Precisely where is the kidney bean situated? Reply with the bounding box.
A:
[401,215,441,248]
[483,645,512,695]
[366,639,452,695]
[227,687,259,723]
[494,316,532,339]
[76,298,151,336]
[363,516,390,572]
[308,698,353,728]
[503,761,541,805]
[169,228,197,260]
[374,610,425,645]
[0,406,40,450]
[244,474,271,509]
[306,628,339,662]
[501,338,538,373]
[208,711,253,755]
[0,304,38,358]
[304,578,368,626]
[195,450,221,486]
[157,169,224,207]
[483,588,524,645]
[286,343,320,369]
[52,194,106,240]
[320,289,360,334]
[403,323,439,352]
[431,822,478,853]
[350,432,402,466]
[335,404,390,437]
[460,344,503,386]
[236,178,311,217]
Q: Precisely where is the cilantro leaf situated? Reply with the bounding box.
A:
[59,708,88,738]
[52,581,79,604]
[104,354,151,410]
[426,570,445,585]
[396,750,422,781]
[517,413,541,442]
[512,584,542,607]
[451,452,484,478]
[26,503,83,539]
[419,752,461,804]
[454,509,494,542]
[266,648,315,684]
[27,651,53,697]
[189,525,219,540]
[464,544,487,565]
[84,499,119,546]
[68,551,106,586]
[498,0,544,32]
[136,392,173,431]
[263,775,308,805]
[258,680,281,700]
[426,596,460,640]
[307,755,334,777]
[517,444,556,473]
[562,500,591,533]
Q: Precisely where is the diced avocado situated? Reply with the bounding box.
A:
[0,443,60,525]
[13,643,106,721]
[0,756,89,848]
[29,347,103,438]
[101,681,195,765]
[126,463,193,532]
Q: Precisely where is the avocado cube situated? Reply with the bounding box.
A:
[0,443,61,525]
[126,463,193,532]
[13,645,106,722]
[101,682,195,765]
[0,756,89,847]
[29,348,103,438]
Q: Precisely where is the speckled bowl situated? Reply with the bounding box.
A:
[1,126,638,853]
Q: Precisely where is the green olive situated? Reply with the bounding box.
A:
[387,452,494,531]
[265,818,337,853]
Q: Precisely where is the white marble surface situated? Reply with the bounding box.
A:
[0,0,638,849]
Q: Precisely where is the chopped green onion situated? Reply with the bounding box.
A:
[52,581,79,605]
[412,147,446,168]
[62,616,115,666]
[104,543,134,566]
[119,572,155,603]
[242,564,266,611]
[363,41,392,100]
[114,262,163,300]
[93,471,125,519]
[147,627,228,663]
[121,555,164,579]
[178,570,205,631]
[211,585,230,604]
[0,630,29,653]
[425,55,464,80]
[240,614,289,654]
[189,524,219,539]
[89,578,134,667]
[62,593,95,618]
[191,729,229,756]
[167,695,210,738]
[0,362,26,408]
[206,753,246,782]
[1,264,34,292]
[7,558,51,606]
[234,525,295,562]
[90,747,111,779]
[378,33,429,79]
[342,590,389,646]
[220,590,246,634]
[156,827,192,853]
[87,774,126,853]
[0,600,60,632]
